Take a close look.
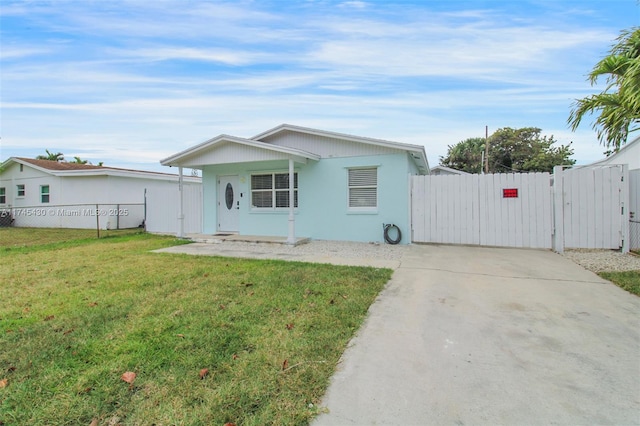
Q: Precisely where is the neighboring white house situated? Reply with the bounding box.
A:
[0,157,201,229]
[587,136,640,170]
[430,165,470,176]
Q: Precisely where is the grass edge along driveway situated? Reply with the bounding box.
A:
[0,230,392,425]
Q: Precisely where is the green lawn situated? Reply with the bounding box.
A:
[598,249,640,296]
[0,229,392,425]
[599,270,640,296]
[0,227,142,249]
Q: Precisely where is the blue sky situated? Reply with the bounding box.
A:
[1,0,638,172]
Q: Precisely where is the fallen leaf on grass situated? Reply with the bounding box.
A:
[224,423,236,426]
[121,371,136,384]
[63,328,75,335]
[282,359,289,371]
[232,354,239,360]
[44,315,55,321]
[88,302,98,307]
[89,419,98,426]
[7,366,16,373]
[176,334,185,338]
[0,378,7,388]
[199,368,209,379]
[285,323,294,330]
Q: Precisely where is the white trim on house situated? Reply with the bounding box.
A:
[160,134,321,168]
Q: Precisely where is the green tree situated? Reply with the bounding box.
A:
[36,149,64,162]
[568,27,640,151]
[440,127,575,173]
[439,137,486,173]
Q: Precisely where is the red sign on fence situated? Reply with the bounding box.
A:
[503,188,518,198]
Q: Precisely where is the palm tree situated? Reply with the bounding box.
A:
[36,149,64,162]
[69,156,89,164]
[568,27,640,151]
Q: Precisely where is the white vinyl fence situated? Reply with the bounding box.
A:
[411,173,552,248]
[145,184,203,235]
[411,165,630,253]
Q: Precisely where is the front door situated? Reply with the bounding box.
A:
[218,175,239,232]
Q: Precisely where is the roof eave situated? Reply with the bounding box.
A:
[160,134,320,168]
[253,123,428,153]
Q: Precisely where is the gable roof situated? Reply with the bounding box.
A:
[587,135,640,170]
[430,165,471,175]
[2,157,201,182]
[161,123,429,173]
[160,134,321,168]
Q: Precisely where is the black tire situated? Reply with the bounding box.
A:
[384,224,402,245]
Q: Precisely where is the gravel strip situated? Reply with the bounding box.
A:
[563,249,640,273]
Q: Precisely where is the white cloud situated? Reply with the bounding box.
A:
[112,47,266,65]
[0,0,632,173]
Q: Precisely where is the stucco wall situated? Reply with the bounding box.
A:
[202,152,415,243]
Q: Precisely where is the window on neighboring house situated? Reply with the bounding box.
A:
[0,187,5,204]
[17,184,25,197]
[41,185,50,203]
[348,167,377,210]
[251,172,298,209]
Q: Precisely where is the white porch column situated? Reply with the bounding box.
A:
[178,166,185,238]
[287,158,295,245]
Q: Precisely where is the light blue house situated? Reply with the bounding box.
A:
[160,124,429,244]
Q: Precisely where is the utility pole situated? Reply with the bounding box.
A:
[484,125,490,174]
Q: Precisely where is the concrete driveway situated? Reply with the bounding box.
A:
[312,244,640,425]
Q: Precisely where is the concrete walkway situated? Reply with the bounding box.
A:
[313,244,640,426]
[155,242,640,425]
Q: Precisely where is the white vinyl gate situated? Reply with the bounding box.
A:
[555,165,628,251]
[411,173,552,248]
[145,184,203,234]
[411,165,629,252]
[630,170,640,249]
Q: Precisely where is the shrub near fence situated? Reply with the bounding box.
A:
[0,203,145,231]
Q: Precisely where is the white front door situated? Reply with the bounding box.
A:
[218,175,239,232]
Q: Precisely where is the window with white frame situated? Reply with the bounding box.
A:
[17,184,25,197]
[251,172,298,209]
[348,167,377,210]
[0,187,5,204]
[41,185,50,203]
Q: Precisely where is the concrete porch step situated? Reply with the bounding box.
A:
[186,233,311,246]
